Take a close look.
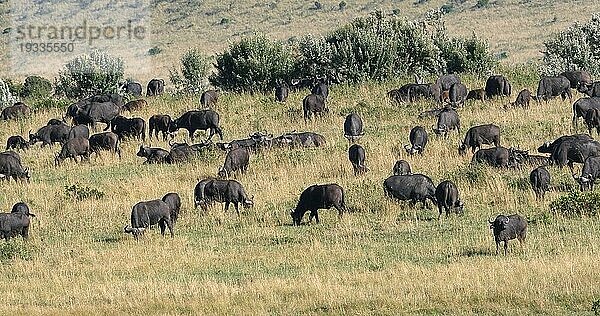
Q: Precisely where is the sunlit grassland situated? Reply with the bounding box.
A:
[0,75,598,314]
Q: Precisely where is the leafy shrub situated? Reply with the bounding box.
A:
[148,46,162,56]
[475,0,489,8]
[64,184,106,201]
[56,50,124,99]
[549,191,600,217]
[210,34,295,92]
[169,49,211,95]
[3,78,22,97]
[542,13,600,76]
[32,97,71,111]
[593,299,600,315]
[434,27,497,75]
[0,78,18,108]
[0,242,33,263]
[21,75,53,98]
[338,1,347,10]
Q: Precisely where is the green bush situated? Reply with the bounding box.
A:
[32,97,71,111]
[475,0,489,8]
[0,242,33,263]
[148,46,162,55]
[64,184,105,201]
[210,34,295,92]
[549,191,600,217]
[542,13,600,76]
[593,299,600,315]
[56,50,124,99]
[21,75,53,98]
[0,78,18,108]
[169,49,211,94]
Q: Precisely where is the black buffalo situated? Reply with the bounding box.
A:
[29,123,70,147]
[89,132,121,158]
[121,80,143,97]
[167,140,211,164]
[578,81,600,97]
[1,102,30,120]
[137,145,170,164]
[124,199,174,240]
[507,89,531,109]
[485,75,511,99]
[573,156,600,191]
[123,99,147,112]
[405,126,428,155]
[0,151,30,182]
[584,108,600,135]
[432,108,460,137]
[200,90,219,107]
[0,202,35,241]
[393,160,412,175]
[539,135,600,172]
[149,114,174,141]
[170,110,223,141]
[471,147,510,168]
[290,183,346,225]
[530,166,550,200]
[311,81,329,100]
[194,178,253,215]
[435,180,464,219]
[216,132,272,152]
[572,97,600,128]
[67,99,121,130]
[68,124,90,140]
[344,113,364,142]
[272,131,326,148]
[55,137,90,166]
[383,174,436,209]
[459,124,500,155]
[489,214,527,255]
[303,94,328,122]
[218,147,250,178]
[348,144,368,175]
[408,84,434,102]
[449,82,468,107]
[466,88,486,102]
[536,76,571,102]
[111,115,146,141]
[6,135,29,151]
[146,78,165,96]
[162,192,181,225]
[275,83,289,102]
[436,74,461,91]
[560,70,592,89]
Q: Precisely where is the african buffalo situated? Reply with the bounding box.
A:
[435,180,464,219]
[507,89,531,109]
[485,75,511,99]
[572,97,600,128]
[121,80,143,97]
[489,214,527,255]
[393,160,411,175]
[471,147,510,168]
[303,94,328,122]
[146,78,165,96]
[573,156,600,191]
[348,144,368,175]
[458,124,500,155]
[68,124,90,140]
[383,174,436,209]
[55,137,90,166]
[584,108,600,135]
[536,76,571,102]
[344,113,364,142]
[0,202,35,241]
[216,132,272,152]
[149,114,173,141]
[6,135,29,151]
[449,82,468,107]
[124,199,174,240]
[167,140,211,163]
[194,178,254,215]
[29,124,70,147]
[311,81,329,100]
[162,192,181,225]
[123,99,147,112]
[290,183,345,225]
[272,131,326,148]
[405,126,428,155]
[218,147,250,178]
[89,132,121,158]
[466,88,485,102]
[530,166,550,200]
[170,110,223,141]
[0,151,30,182]
[560,70,592,89]
[275,83,289,102]
[111,115,145,141]
[578,82,600,97]
[432,108,460,137]
[1,102,30,120]
[137,145,170,164]
[200,90,219,107]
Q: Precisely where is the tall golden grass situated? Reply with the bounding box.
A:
[0,75,598,313]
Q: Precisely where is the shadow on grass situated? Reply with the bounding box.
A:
[94,235,123,244]
[459,247,494,257]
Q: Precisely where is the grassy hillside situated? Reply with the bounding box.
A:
[0,73,598,313]
[1,0,600,81]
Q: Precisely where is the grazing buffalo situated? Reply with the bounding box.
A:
[578,82,600,97]
[275,83,289,102]
[68,124,90,140]
[0,202,35,241]
[344,113,364,142]
[272,131,326,148]
[29,124,70,147]
[393,160,412,175]
[572,97,600,128]
[123,99,147,112]
[507,89,531,109]
[466,88,486,102]
[485,75,511,99]
[137,145,170,164]
[89,132,121,158]
[538,134,593,154]
[449,82,468,107]
[489,214,527,255]
[560,70,592,89]
[167,140,211,163]
[55,137,90,166]
[348,144,368,175]
[124,199,174,240]
[471,147,510,168]
[111,115,146,141]
[573,156,600,191]
[67,99,121,130]
[194,179,254,215]
[405,126,428,155]
[1,102,30,120]
[146,78,165,96]
[149,114,173,141]
[383,174,436,209]
[47,118,65,126]
[0,151,30,182]
[530,166,550,200]
[435,180,464,219]
[200,90,219,107]
[162,192,181,225]
[6,135,29,151]
[170,110,223,141]
[290,183,345,225]
[303,94,328,122]
[311,81,329,100]
[436,74,461,92]
[408,84,434,102]
[541,136,600,172]
[584,108,600,135]
[121,80,143,97]
[458,124,500,155]
[216,132,272,152]
[388,83,417,103]
[536,76,571,102]
[432,108,460,137]
[218,147,250,178]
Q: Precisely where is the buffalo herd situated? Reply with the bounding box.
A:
[1,71,598,255]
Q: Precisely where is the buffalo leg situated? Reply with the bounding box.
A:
[495,241,500,255]
[159,220,166,236]
[334,204,344,220]
[224,201,230,211]
[165,218,174,238]
[234,202,240,216]
[437,204,443,220]
[503,241,508,255]
[188,129,195,141]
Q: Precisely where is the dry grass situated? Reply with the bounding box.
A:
[0,74,598,313]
